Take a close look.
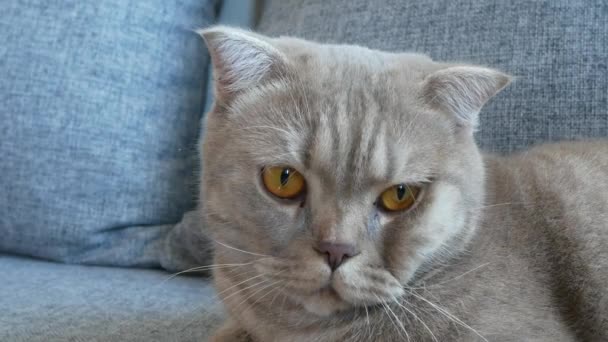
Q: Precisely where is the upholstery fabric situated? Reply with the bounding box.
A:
[256,0,608,152]
[0,1,216,267]
[0,254,223,342]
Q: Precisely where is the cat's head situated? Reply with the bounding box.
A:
[199,27,510,317]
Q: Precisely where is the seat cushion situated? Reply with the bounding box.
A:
[256,0,608,153]
[0,1,215,267]
[0,255,223,341]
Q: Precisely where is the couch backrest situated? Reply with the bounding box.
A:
[256,0,608,152]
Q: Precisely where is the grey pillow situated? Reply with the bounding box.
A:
[0,1,216,268]
[256,0,608,152]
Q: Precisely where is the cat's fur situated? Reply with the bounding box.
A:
[198,26,608,341]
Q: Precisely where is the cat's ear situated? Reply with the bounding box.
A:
[198,26,287,105]
[422,66,511,129]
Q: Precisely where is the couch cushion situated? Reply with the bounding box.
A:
[0,1,215,267]
[256,0,608,152]
[0,255,223,341]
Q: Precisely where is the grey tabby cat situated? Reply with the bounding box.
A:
[197,26,608,341]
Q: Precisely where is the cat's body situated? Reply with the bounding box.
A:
[198,27,608,341]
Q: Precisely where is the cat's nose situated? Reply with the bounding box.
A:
[315,242,359,271]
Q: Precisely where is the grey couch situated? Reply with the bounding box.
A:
[1,1,606,341]
[0,255,222,341]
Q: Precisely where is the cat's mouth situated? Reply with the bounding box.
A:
[298,268,406,317]
[253,256,405,317]
[299,285,351,316]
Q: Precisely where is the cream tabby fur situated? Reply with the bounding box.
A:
[198,27,608,341]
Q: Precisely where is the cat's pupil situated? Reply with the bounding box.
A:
[396,184,407,200]
[280,168,291,186]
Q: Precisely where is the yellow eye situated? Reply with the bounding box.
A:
[262,166,306,199]
[378,184,421,212]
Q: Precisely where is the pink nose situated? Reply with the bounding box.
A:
[315,242,359,270]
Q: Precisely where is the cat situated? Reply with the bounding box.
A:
[197,26,608,341]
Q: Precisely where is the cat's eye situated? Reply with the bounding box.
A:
[378,184,421,212]
[262,166,306,199]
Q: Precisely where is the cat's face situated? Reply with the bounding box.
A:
[199,27,509,317]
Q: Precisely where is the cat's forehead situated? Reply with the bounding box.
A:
[237,75,446,191]
[229,41,449,189]
[307,90,442,189]
[273,37,435,77]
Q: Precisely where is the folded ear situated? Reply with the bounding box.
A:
[197,26,287,105]
[422,66,511,129]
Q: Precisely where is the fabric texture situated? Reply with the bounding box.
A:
[172,0,262,273]
[256,0,608,153]
[0,1,216,267]
[0,254,223,342]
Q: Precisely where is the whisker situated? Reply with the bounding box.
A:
[175,271,271,333]
[470,200,562,212]
[393,297,438,342]
[219,269,287,304]
[104,275,227,337]
[363,304,371,338]
[159,263,253,285]
[243,280,283,310]
[409,262,490,290]
[212,239,271,257]
[179,301,224,332]
[183,269,261,315]
[215,272,267,299]
[279,285,289,318]
[268,283,286,308]
[376,295,411,342]
[232,280,280,313]
[471,202,525,211]
[377,301,393,336]
[220,278,270,302]
[407,290,488,342]
[429,263,490,288]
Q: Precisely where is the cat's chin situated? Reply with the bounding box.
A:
[299,264,406,317]
[300,287,351,316]
[252,255,407,317]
